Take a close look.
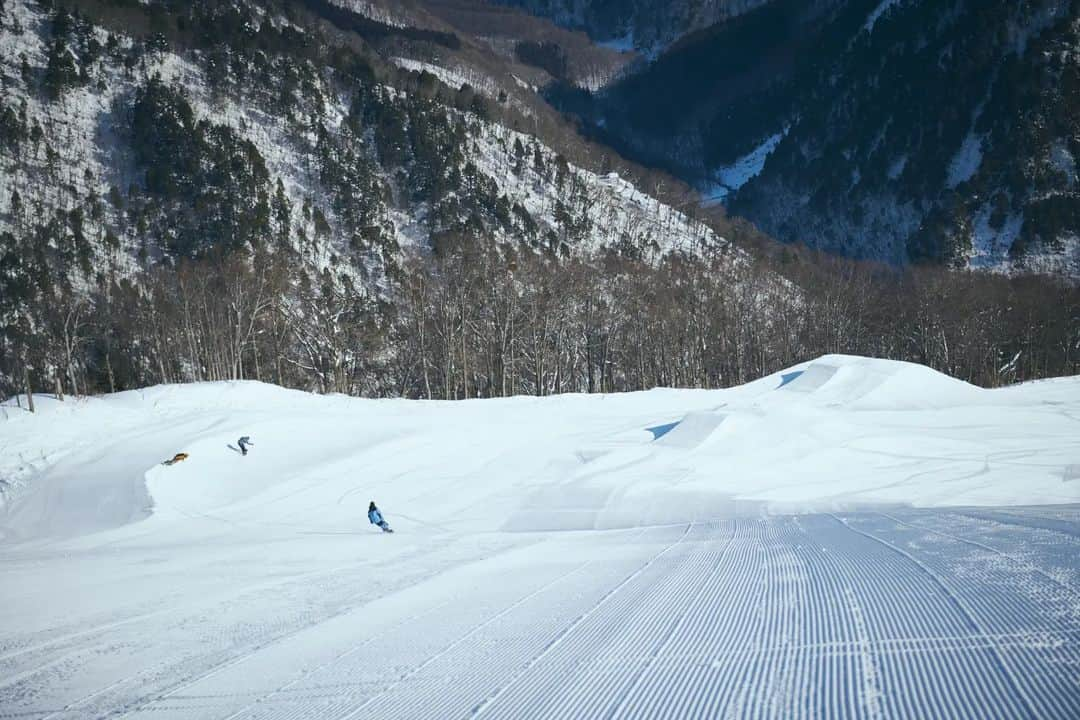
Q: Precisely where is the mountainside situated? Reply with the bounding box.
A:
[0,0,740,395]
[566,0,1080,271]
[0,0,721,273]
[1,0,1077,403]
[492,0,772,54]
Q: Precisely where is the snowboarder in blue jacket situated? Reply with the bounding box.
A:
[368,501,393,533]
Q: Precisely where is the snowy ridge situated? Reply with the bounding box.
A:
[330,0,409,29]
[391,56,502,98]
[390,55,539,118]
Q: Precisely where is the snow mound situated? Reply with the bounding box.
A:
[2,356,1078,544]
[777,356,987,409]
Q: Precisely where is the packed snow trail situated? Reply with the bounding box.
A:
[2,356,1079,718]
[1,512,1078,718]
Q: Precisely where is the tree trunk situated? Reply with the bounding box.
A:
[67,362,79,399]
[24,367,34,413]
[420,320,432,400]
[461,316,469,400]
[106,352,116,394]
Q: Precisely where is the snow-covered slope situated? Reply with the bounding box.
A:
[3,355,1077,539]
[2,356,1079,719]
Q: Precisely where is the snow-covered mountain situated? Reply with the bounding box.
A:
[561,0,1080,272]
[0,0,725,312]
[0,0,762,402]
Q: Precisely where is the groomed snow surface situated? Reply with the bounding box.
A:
[1,355,1079,719]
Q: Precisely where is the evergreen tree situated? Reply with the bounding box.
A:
[43,40,80,100]
[272,179,291,246]
[512,138,526,175]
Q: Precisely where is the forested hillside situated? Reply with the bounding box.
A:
[563,0,1080,271]
[0,0,1077,405]
[0,0,729,397]
[493,0,772,54]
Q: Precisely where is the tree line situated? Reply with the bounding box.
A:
[3,238,1077,406]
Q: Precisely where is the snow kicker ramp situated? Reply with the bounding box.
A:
[504,412,733,531]
[654,411,727,449]
[778,361,839,393]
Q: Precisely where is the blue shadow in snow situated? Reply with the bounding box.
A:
[646,421,680,440]
[778,370,804,388]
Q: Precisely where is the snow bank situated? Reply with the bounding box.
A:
[1,356,1078,543]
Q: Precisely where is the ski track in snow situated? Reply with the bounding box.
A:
[2,512,1078,719]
